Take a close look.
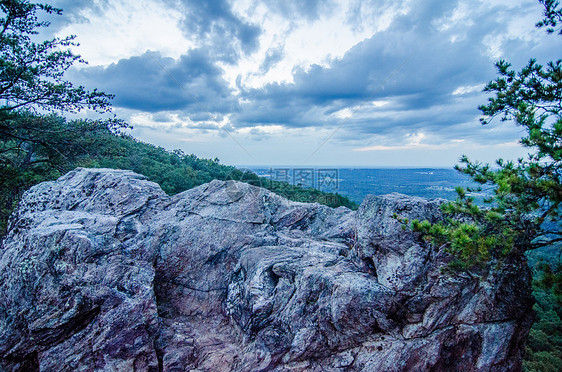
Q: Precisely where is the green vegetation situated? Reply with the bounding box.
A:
[0,0,356,237]
[0,110,356,237]
[525,241,562,371]
[525,290,562,371]
[406,0,562,273]
[0,0,117,233]
[0,0,112,112]
[401,0,562,368]
[525,255,562,371]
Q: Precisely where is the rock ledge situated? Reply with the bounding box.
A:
[0,168,533,371]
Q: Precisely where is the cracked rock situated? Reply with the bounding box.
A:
[0,168,533,371]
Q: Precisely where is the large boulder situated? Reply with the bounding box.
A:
[0,168,533,371]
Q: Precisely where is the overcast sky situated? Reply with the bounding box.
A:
[41,0,562,167]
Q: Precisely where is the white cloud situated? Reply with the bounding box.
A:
[333,108,353,119]
[353,132,439,151]
[434,1,474,32]
[56,0,192,66]
[226,0,407,89]
[452,84,485,95]
[45,0,560,166]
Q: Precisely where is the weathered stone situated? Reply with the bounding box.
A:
[0,168,534,371]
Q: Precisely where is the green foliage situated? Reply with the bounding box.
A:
[0,111,121,232]
[0,0,122,233]
[536,0,562,34]
[0,0,112,113]
[524,262,562,371]
[406,0,562,273]
[0,112,357,237]
[405,187,523,272]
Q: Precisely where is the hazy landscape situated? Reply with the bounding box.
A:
[248,167,478,202]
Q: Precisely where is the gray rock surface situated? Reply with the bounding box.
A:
[0,168,534,371]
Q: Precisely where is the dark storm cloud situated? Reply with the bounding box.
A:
[69,50,238,116]
[173,0,261,62]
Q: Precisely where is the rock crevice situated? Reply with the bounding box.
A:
[0,168,533,371]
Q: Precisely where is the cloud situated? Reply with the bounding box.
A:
[259,46,285,73]
[227,0,562,146]
[262,0,334,21]
[49,0,562,164]
[44,0,193,65]
[31,0,108,39]
[173,0,261,62]
[69,49,238,119]
[44,0,260,65]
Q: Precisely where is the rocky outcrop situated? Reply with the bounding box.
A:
[0,168,534,371]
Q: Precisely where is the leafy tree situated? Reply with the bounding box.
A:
[524,262,562,371]
[0,0,112,113]
[537,0,562,34]
[401,1,562,368]
[408,0,562,272]
[0,113,120,232]
[0,0,121,233]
